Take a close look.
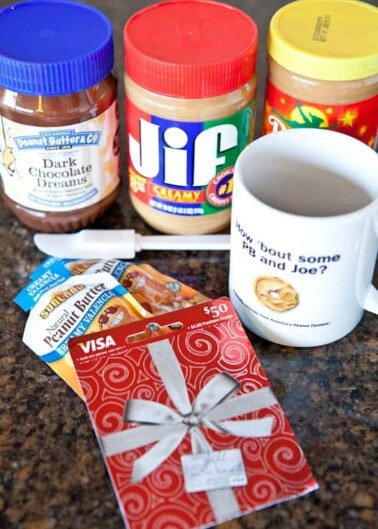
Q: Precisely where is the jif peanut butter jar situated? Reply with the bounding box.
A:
[124,0,258,234]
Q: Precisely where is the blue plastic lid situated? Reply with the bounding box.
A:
[0,0,114,96]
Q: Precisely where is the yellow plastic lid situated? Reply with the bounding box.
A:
[268,0,378,81]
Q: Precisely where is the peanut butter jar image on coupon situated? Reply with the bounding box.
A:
[263,0,378,149]
[0,0,120,232]
[124,0,258,234]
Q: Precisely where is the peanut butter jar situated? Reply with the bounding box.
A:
[124,0,258,234]
[263,0,378,149]
[0,0,120,232]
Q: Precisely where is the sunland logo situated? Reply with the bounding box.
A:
[78,335,117,353]
[39,284,85,319]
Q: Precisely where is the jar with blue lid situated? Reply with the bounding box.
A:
[0,0,120,232]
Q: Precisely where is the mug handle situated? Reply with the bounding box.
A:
[363,286,378,314]
[362,208,378,314]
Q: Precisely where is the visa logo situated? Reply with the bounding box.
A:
[79,335,116,353]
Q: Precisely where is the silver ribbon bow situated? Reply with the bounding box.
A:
[100,338,277,522]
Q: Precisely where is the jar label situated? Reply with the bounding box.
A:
[0,101,120,211]
[263,81,377,149]
[126,98,255,217]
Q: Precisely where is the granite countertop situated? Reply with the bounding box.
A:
[0,1,376,528]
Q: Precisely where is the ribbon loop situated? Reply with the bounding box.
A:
[193,372,240,416]
[206,386,277,421]
[124,398,182,424]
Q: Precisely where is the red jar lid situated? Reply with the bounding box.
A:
[124,0,258,98]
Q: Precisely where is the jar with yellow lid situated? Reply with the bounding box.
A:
[123,0,258,235]
[263,0,378,149]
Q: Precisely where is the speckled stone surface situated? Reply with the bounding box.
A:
[0,1,377,529]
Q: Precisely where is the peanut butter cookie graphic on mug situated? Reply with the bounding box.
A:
[254,276,299,312]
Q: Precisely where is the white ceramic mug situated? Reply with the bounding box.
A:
[229,129,378,347]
